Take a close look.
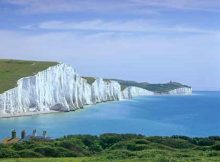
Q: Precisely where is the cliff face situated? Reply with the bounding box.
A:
[0,63,192,116]
[122,87,154,99]
[0,64,154,116]
[169,87,192,95]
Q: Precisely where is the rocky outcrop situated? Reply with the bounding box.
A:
[169,87,192,95]
[0,64,154,116]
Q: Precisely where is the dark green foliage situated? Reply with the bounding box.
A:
[191,137,215,146]
[0,148,20,158]
[212,144,220,151]
[145,136,195,149]
[1,133,220,161]
[82,77,96,85]
[99,133,143,149]
[18,150,43,157]
[209,136,220,141]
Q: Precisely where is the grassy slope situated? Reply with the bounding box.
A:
[112,79,191,93]
[0,59,58,93]
[1,134,220,161]
[83,77,191,93]
[82,77,96,85]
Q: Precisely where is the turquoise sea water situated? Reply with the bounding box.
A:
[0,91,219,139]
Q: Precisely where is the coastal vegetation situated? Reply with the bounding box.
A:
[0,59,58,93]
[83,77,190,93]
[112,79,191,93]
[1,134,220,161]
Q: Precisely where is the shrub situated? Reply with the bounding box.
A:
[18,149,43,157]
[0,148,20,158]
[105,150,136,160]
[212,144,220,151]
[192,138,215,146]
[34,146,58,157]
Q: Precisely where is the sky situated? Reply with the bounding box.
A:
[0,0,220,90]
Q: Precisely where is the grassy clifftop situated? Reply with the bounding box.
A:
[0,59,58,93]
[82,77,191,93]
[112,79,191,93]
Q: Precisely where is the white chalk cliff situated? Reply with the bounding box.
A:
[169,87,192,95]
[0,63,192,116]
[0,64,154,116]
[122,87,154,99]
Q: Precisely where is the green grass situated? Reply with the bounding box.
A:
[0,59,58,93]
[82,77,96,85]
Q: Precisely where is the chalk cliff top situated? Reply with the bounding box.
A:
[0,59,58,93]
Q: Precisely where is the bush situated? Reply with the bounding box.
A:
[212,144,220,151]
[99,133,141,149]
[55,147,80,157]
[18,150,43,157]
[0,148,20,158]
[192,138,215,146]
[88,142,103,153]
[99,134,124,149]
[147,137,194,149]
[34,146,58,157]
[105,150,136,160]
[209,136,220,141]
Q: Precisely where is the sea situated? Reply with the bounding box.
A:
[0,91,219,139]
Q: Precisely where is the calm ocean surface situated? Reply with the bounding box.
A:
[0,91,220,139]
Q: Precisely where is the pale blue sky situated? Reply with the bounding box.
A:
[0,0,220,90]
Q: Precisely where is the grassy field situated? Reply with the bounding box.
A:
[0,59,58,93]
[1,134,220,161]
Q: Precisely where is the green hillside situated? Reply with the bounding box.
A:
[0,59,58,93]
[112,79,191,93]
[1,134,220,161]
[83,77,191,93]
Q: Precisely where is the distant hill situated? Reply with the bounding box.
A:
[0,59,58,93]
[111,79,191,93]
[83,76,191,93]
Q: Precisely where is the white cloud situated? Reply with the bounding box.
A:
[21,19,218,35]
